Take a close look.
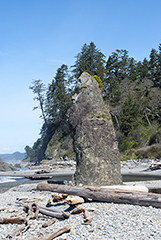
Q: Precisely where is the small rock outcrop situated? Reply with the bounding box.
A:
[68,72,122,186]
[0,158,17,172]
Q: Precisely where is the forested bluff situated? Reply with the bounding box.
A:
[24,42,161,163]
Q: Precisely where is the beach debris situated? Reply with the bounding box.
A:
[24,202,39,222]
[82,209,93,225]
[70,207,92,225]
[0,217,26,224]
[6,225,27,238]
[50,193,68,203]
[39,206,70,219]
[25,175,53,180]
[66,195,85,206]
[30,225,71,240]
[36,169,50,174]
[42,217,56,228]
[37,182,161,208]
[144,162,161,171]
[16,196,28,201]
[71,207,85,214]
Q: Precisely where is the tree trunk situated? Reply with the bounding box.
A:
[37,183,161,208]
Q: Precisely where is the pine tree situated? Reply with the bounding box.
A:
[106,49,129,82]
[128,57,137,81]
[46,64,72,122]
[71,42,106,81]
[157,43,161,87]
[149,48,158,87]
[29,79,48,129]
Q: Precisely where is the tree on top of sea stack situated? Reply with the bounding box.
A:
[67,72,122,186]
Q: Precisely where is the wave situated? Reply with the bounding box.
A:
[0,176,26,184]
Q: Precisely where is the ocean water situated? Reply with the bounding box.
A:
[0,176,27,183]
[0,167,29,184]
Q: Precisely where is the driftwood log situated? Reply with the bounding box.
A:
[51,193,68,202]
[25,176,53,180]
[31,225,71,240]
[39,206,70,219]
[0,217,25,224]
[42,218,56,228]
[70,207,92,225]
[6,226,26,238]
[82,210,93,225]
[66,195,85,205]
[37,183,161,208]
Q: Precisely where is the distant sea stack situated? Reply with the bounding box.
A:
[67,72,122,186]
[0,158,17,172]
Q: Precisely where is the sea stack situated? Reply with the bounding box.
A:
[67,72,122,186]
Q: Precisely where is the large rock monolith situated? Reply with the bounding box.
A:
[67,72,122,186]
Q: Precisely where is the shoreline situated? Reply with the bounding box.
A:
[1,159,161,194]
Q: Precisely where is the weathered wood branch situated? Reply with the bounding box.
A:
[0,217,25,224]
[31,225,71,240]
[37,183,161,208]
[6,225,26,238]
[39,206,70,219]
[42,218,56,228]
[82,210,93,225]
[71,208,85,214]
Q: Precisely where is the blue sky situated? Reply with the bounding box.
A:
[0,0,161,154]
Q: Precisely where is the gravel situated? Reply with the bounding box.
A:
[0,185,161,240]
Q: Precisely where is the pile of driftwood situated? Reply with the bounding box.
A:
[37,182,161,208]
[146,162,161,171]
[2,182,161,239]
[0,190,92,239]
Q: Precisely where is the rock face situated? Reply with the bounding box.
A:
[0,158,17,172]
[68,72,122,186]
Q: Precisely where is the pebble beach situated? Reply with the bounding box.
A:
[0,184,161,240]
[0,159,161,239]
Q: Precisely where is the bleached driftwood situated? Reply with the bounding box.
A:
[39,206,70,219]
[82,210,93,225]
[6,225,26,238]
[46,193,68,206]
[144,162,161,171]
[37,183,161,208]
[70,207,92,225]
[31,225,71,240]
[24,202,39,225]
[66,195,85,205]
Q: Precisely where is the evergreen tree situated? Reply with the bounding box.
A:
[71,42,106,81]
[149,48,158,87]
[105,49,129,104]
[29,79,48,129]
[141,58,149,79]
[120,94,140,137]
[157,43,161,87]
[128,57,137,81]
[106,49,129,82]
[46,64,72,122]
